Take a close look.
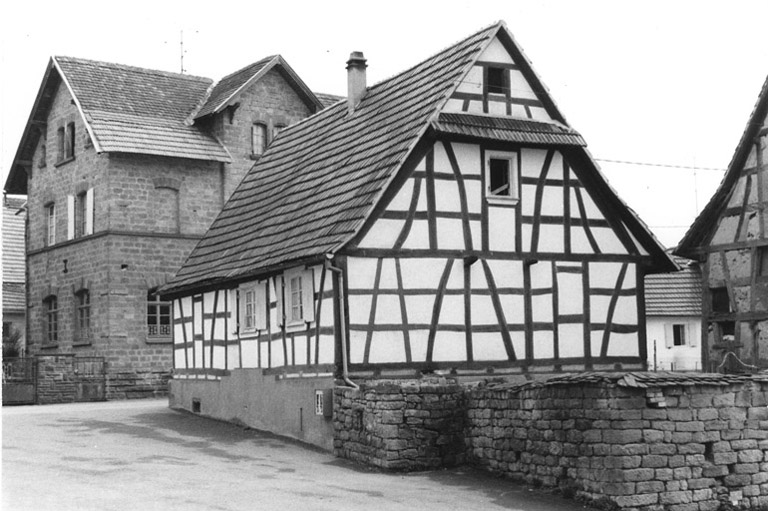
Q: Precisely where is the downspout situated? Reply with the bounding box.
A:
[325,254,358,389]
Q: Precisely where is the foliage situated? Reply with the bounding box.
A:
[2,326,23,358]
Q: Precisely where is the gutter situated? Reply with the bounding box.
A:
[325,254,358,390]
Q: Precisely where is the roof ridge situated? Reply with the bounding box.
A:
[53,55,212,83]
[215,55,277,82]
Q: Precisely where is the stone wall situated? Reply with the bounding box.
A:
[334,379,466,470]
[333,373,768,510]
[34,354,107,404]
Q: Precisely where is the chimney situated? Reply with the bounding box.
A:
[346,51,367,113]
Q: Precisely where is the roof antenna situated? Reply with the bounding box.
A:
[180,30,185,74]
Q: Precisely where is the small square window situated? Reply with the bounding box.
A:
[487,67,506,95]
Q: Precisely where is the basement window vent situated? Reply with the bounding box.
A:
[192,398,201,414]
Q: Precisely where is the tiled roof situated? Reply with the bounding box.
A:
[88,111,231,162]
[194,57,274,118]
[54,56,231,163]
[432,113,586,146]
[677,74,768,255]
[3,282,25,313]
[644,255,702,316]
[164,24,502,294]
[2,198,26,284]
[315,92,345,108]
[56,56,212,122]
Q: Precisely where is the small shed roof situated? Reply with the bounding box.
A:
[644,255,702,316]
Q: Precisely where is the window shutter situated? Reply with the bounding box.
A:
[238,287,246,331]
[254,281,267,330]
[302,269,315,322]
[664,324,673,348]
[230,288,239,334]
[274,276,284,327]
[688,323,697,347]
[67,195,75,240]
[85,188,94,235]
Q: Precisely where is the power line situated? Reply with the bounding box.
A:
[594,158,725,172]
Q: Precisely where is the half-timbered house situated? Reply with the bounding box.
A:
[161,22,675,448]
[676,74,768,372]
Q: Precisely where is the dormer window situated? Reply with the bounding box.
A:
[252,123,267,157]
[487,66,506,95]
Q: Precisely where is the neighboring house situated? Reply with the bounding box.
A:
[160,21,675,449]
[3,196,27,355]
[3,54,334,398]
[676,74,768,373]
[644,255,702,371]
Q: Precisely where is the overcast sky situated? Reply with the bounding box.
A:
[2,1,767,248]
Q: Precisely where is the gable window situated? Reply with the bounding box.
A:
[239,282,267,333]
[487,66,507,95]
[252,123,267,156]
[75,289,91,343]
[46,203,56,246]
[57,127,65,162]
[147,290,171,339]
[43,295,58,344]
[65,122,75,159]
[485,151,518,203]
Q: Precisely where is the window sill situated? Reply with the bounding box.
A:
[486,196,519,207]
[249,153,263,161]
[54,156,75,168]
[40,343,59,350]
[147,337,172,344]
[73,341,92,347]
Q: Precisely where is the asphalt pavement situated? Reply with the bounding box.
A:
[3,398,590,511]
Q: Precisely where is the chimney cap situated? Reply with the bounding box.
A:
[346,51,367,69]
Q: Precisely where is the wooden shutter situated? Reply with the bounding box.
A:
[688,322,696,347]
[85,188,94,235]
[230,288,239,335]
[67,195,75,240]
[274,276,284,327]
[254,281,267,330]
[302,269,315,322]
[664,324,673,348]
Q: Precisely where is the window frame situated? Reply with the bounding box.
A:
[672,323,686,346]
[485,150,519,205]
[76,191,87,238]
[75,289,91,344]
[65,122,75,160]
[251,123,267,157]
[282,268,315,329]
[486,66,507,95]
[147,290,172,341]
[43,295,59,344]
[239,281,267,333]
[46,202,56,246]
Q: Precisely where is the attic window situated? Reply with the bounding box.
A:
[252,123,267,157]
[487,67,506,95]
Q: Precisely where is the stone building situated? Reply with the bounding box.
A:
[160,21,675,449]
[3,54,337,398]
[3,195,27,355]
[676,74,768,372]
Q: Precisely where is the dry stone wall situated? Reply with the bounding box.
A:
[333,373,768,510]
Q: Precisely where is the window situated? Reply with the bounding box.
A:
[57,127,65,162]
[252,123,267,156]
[46,203,56,246]
[239,282,266,332]
[290,275,304,323]
[281,269,315,327]
[487,66,506,94]
[76,192,87,237]
[147,291,171,338]
[68,189,94,240]
[75,289,91,343]
[758,246,768,277]
[485,151,518,202]
[672,324,686,346]
[44,296,58,344]
[711,287,730,314]
[65,122,75,159]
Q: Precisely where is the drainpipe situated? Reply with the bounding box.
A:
[325,254,358,389]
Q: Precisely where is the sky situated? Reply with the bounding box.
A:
[1,0,767,249]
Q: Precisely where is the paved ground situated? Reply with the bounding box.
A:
[3,399,590,511]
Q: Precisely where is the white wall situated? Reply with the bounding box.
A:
[646,316,701,371]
